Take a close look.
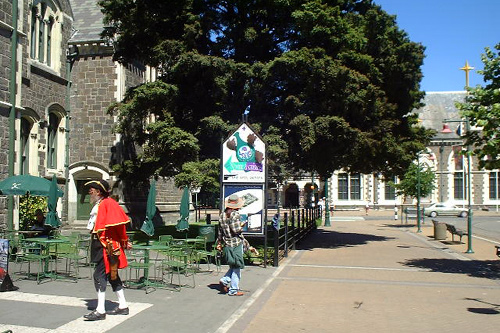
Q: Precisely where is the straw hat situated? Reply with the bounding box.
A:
[225,194,244,209]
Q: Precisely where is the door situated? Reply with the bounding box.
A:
[76,179,92,220]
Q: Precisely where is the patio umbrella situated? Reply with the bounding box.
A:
[140,179,156,236]
[175,186,190,232]
[44,175,61,228]
[0,174,63,197]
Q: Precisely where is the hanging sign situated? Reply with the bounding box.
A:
[222,123,266,183]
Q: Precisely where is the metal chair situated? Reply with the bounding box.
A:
[159,248,196,291]
[16,240,51,284]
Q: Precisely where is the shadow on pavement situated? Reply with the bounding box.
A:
[297,228,394,250]
[402,258,500,280]
[465,298,500,315]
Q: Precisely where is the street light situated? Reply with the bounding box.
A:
[436,60,475,253]
[442,119,473,253]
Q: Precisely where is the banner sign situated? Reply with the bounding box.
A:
[222,123,266,183]
[223,184,265,234]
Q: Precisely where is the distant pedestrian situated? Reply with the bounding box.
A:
[217,194,259,296]
[365,202,370,215]
[318,198,325,217]
[84,180,131,321]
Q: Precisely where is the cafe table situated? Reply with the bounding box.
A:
[24,237,71,281]
[127,243,170,293]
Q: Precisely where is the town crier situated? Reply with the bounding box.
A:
[83,179,131,321]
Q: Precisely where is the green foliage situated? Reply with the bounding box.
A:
[390,162,436,199]
[99,0,432,181]
[174,159,220,194]
[456,43,500,170]
[19,196,47,230]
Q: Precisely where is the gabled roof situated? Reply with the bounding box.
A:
[69,0,105,43]
[415,91,466,140]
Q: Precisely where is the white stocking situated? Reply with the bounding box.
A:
[96,290,106,314]
[115,289,128,309]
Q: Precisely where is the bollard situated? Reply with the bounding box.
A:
[394,205,398,220]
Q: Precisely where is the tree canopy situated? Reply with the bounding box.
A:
[99,0,433,184]
[457,43,500,170]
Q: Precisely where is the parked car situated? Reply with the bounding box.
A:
[423,203,468,218]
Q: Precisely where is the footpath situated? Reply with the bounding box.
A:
[1,210,500,332]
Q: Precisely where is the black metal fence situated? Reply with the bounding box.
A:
[271,207,320,267]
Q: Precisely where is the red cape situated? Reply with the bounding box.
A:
[93,197,130,273]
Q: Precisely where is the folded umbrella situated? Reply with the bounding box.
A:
[45,175,61,228]
[175,186,190,232]
[140,179,156,237]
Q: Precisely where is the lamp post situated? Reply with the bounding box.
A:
[324,176,331,226]
[416,152,422,233]
[442,119,473,253]
[438,61,475,253]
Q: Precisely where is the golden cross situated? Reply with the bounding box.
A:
[460,61,474,88]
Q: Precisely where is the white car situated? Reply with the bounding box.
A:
[423,203,468,218]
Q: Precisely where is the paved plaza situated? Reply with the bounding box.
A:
[1,210,499,332]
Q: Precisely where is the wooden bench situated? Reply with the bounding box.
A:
[445,223,467,243]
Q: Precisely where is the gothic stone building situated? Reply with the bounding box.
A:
[0,0,181,231]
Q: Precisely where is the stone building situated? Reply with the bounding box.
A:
[0,0,182,231]
[276,91,500,212]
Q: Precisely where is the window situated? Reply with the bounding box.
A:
[385,176,397,200]
[452,146,466,200]
[338,173,348,200]
[489,172,500,200]
[47,112,60,169]
[337,173,361,200]
[29,1,61,70]
[350,174,361,200]
[454,172,465,200]
[20,118,32,175]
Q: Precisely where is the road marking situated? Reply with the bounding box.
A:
[473,234,500,245]
[0,292,153,333]
[289,263,427,272]
[276,276,500,289]
[332,217,365,221]
[215,250,298,333]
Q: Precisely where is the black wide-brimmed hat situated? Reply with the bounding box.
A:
[84,179,110,195]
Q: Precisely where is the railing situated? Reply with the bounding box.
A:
[271,207,320,267]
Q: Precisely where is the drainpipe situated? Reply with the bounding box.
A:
[63,44,79,224]
[7,0,19,230]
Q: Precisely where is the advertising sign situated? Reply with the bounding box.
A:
[223,184,265,234]
[222,123,266,183]
[0,239,17,292]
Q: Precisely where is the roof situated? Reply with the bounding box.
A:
[69,0,105,43]
[415,91,467,140]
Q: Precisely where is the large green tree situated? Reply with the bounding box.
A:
[100,0,433,183]
[457,43,500,170]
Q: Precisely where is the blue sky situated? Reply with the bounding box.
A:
[374,0,500,92]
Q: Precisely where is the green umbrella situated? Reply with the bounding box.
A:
[176,186,190,232]
[45,175,61,228]
[141,179,156,236]
[0,174,63,197]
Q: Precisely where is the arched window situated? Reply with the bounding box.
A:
[29,0,62,70]
[20,118,32,175]
[46,105,66,172]
[47,112,60,169]
[452,146,466,200]
[18,109,40,175]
